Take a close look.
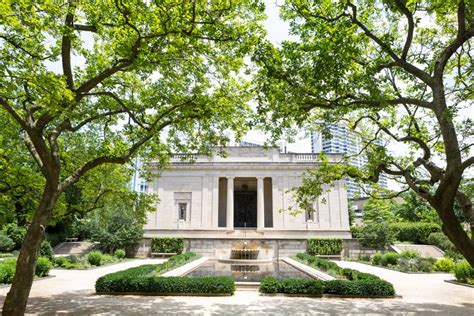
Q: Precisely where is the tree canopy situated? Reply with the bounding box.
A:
[253,0,474,265]
[0,1,265,313]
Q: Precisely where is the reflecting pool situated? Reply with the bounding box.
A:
[185,260,314,282]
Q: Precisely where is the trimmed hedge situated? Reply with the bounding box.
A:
[97,275,235,295]
[352,222,441,247]
[151,237,184,254]
[295,253,384,283]
[307,238,343,256]
[324,279,395,296]
[94,252,231,295]
[391,222,441,244]
[259,277,394,297]
[295,253,341,275]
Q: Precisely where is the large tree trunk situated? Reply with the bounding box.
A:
[438,205,474,267]
[2,181,59,315]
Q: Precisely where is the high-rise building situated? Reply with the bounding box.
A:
[130,157,148,193]
[311,125,387,198]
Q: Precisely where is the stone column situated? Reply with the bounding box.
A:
[257,176,265,229]
[226,176,235,229]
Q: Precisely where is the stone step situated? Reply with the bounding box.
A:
[53,241,94,255]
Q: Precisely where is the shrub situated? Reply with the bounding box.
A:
[425,232,461,258]
[307,238,342,256]
[259,277,394,297]
[151,237,184,254]
[380,252,399,266]
[400,250,420,259]
[35,256,52,277]
[371,253,383,265]
[324,279,395,296]
[0,258,17,284]
[280,278,324,295]
[341,268,380,281]
[39,240,54,261]
[91,214,144,253]
[88,251,103,266]
[355,223,395,249]
[96,275,235,295]
[390,222,441,244]
[454,260,474,284]
[53,256,67,268]
[114,249,126,259]
[155,252,198,274]
[0,234,16,253]
[2,223,26,249]
[433,257,455,272]
[45,232,67,247]
[295,253,341,274]
[415,257,435,272]
[259,276,281,293]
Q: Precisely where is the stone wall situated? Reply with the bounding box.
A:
[185,239,307,259]
[342,239,379,259]
[135,238,377,260]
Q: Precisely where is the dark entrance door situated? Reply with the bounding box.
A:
[234,191,257,228]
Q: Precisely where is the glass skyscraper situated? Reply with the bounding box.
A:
[311,125,388,199]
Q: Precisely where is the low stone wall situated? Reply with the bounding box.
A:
[185,239,307,259]
[134,237,379,260]
[342,239,379,259]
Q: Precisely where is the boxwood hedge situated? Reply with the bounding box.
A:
[324,279,395,296]
[96,275,235,295]
[278,253,395,297]
[95,252,235,295]
[259,277,394,297]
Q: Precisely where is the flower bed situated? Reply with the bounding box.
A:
[284,253,395,297]
[366,251,455,273]
[53,250,127,269]
[95,252,234,295]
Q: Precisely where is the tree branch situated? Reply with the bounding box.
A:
[58,119,173,193]
[62,5,75,91]
[346,1,434,86]
[393,0,415,60]
[461,156,474,170]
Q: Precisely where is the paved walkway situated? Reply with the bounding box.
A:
[0,259,472,315]
[335,260,474,306]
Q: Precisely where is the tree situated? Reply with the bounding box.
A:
[394,191,440,223]
[0,1,264,313]
[253,0,474,265]
[362,196,396,224]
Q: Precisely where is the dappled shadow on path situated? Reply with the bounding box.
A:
[0,291,473,315]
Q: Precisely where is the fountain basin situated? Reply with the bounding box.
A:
[230,248,260,260]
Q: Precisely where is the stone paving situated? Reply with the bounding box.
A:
[0,259,472,315]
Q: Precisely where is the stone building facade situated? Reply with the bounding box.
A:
[143,147,351,258]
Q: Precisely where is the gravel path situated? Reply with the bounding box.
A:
[0,258,472,315]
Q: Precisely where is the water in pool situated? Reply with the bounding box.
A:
[186,260,314,282]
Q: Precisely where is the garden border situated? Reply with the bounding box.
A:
[0,275,56,289]
[52,258,134,270]
[352,260,451,275]
[444,279,474,288]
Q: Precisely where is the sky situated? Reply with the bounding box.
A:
[241,0,312,152]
